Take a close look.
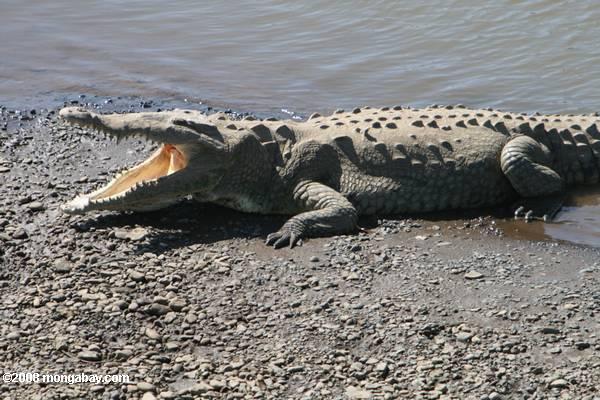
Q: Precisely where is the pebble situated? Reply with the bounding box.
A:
[346,386,372,399]
[464,270,484,280]
[549,379,569,389]
[129,269,146,282]
[114,227,149,241]
[53,259,72,273]
[145,328,161,340]
[141,393,157,400]
[137,382,156,392]
[541,327,560,334]
[26,201,44,211]
[77,350,101,362]
[146,303,170,316]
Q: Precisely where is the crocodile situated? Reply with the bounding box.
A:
[59,105,600,248]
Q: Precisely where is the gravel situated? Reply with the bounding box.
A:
[0,98,599,399]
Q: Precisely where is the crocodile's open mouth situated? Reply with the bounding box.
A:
[58,106,197,214]
[91,143,187,201]
[63,142,189,213]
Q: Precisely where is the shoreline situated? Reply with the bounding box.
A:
[1,99,599,399]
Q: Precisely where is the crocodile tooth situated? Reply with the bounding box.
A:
[385,122,397,129]
[242,115,256,121]
[225,123,237,130]
[412,120,424,128]
[308,112,321,120]
[393,105,403,110]
[442,125,452,131]
[427,120,439,128]
[334,109,345,114]
[352,107,362,114]
[467,118,478,126]
[456,120,467,128]
[372,122,381,129]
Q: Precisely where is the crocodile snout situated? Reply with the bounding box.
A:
[59,107,94,124]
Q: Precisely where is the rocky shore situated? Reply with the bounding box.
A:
[0,99,598,399]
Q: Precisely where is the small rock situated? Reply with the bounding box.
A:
[346,386,371,399]
[168,299,186,312]
[209,379,226,389]
[137,382,155,392]
[6,331,20,340]
[12,229,28,239]
[287,365,305,373]
[190,383,212,394]
[464,271,484,280]
[541,327,560,335]
[575,342,590,350]
[549,379,568,389]
[53,259,72,273]
[146,303,170,316]
[455,331,473,342]
[114,227,148,241]
[347,272,360,281]
[26,201,44,211]
[145,328,161,340]
[129,270,145,282]
[141,393,157,400]
[77,350,101,361]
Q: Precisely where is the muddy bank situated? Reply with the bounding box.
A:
[0,98,599,399]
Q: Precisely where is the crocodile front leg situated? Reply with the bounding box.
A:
[266,181,358,248]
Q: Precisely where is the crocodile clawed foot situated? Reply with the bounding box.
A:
[513,206,546,222]
[266,229,303,249]
[512,195,565,223]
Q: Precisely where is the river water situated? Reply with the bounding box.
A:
[1,0,599,246]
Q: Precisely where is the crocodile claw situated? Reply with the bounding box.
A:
[266,230,303,249]
[514,206,543,222]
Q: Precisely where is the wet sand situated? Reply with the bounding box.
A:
[0,98,599,399]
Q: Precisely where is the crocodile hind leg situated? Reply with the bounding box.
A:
[500,135,565,220]
[266,181,358,248]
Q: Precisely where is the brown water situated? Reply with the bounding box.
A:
[1,0,599,246]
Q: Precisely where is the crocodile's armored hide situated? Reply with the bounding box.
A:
[59,105,600,247]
